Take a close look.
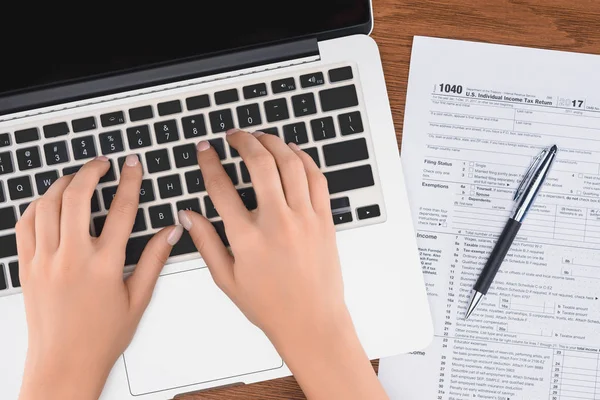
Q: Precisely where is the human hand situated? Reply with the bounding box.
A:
[16,155,183,400]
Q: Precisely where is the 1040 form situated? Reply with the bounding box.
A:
[379,37,600,400]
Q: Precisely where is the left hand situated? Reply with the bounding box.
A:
[16,155,183,400]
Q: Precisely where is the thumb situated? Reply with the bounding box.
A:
[126,225,183,317]
[178,210,235,294]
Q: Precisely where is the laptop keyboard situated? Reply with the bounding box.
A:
[0,63,386,296]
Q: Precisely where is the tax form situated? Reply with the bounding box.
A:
[379,37,600,400]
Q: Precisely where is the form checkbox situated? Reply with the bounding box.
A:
[470,190,475,195]
[442,222,447,227]
[468,173,473,178]
[469,162,474,166]
[577,190,581,195]
[579,173,583,178]
[469,167,474,172]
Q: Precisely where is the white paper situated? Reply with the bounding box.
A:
[379,36,600,400]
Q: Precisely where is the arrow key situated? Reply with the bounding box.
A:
[238,187,257,210]
[333,212,353,225]
[357,205,381,220]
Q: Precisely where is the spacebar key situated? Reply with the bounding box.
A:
[0,234,17,258]
[324,165,375,195]
[170,231,197,257]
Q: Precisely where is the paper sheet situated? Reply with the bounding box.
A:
[379,37,600,400]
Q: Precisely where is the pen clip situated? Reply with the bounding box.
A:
[514,148,547,201]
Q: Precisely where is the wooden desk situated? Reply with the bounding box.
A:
[181,0,600,398]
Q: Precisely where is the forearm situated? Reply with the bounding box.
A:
[274,310,389,400]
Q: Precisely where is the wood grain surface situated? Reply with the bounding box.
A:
[179,1,600,398]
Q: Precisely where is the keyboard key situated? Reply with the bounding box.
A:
[325,165,374,194]
[185,170,205,194]
[43,122,69,138]
[158,100,182,116]
[237,104,262,128]
[243,83,268,99]
[99,131,124,155]
[125,235,152,265]
[131,209,147,232]
[0,234,17,257]
[319,85,359,112]
[118,155,143,173]
[19,203,30,215]
[15,128,39,144]
[72,116,97,133]
[0,183,4,202]
[272,77,296,94]
[146,149,171,173]
[101,111,125,127]
[71,136,97,160]
[9,262,20,288]
[0,152,13,175]
[209,109,234,133]
[99,160,116,183]
[209,138,226,160]
[35,170,59,195]
[262,127,279,137]
[129,105,154,122]
[102,186,118,209]
[0,207,16,230]
[283,123,308,144]
[240,162,251,183]
[333,212,353,225]
[357,205,381,220]
[63,165,83,176]
[91,191,100,213]
[92,216,106,236]
[223,163,239,185]
[264,99,289,122]
[157,174,183,199]
[154,120,179,144]
[16,147,42,170]
[44,141,70,165]
[300,72,325,88]
[127,126,152,149]
[204,196,219,218]
[230,146,240,158]
[215,89,239,105]
[311,117,336,141]
[176,198,201,214]
[139,180,155,204]
[173,144,198,168]
[186,94,211,110]
[339,111,364,135]
[212,221,229,246]
[323,138,369,166]
[238,187,257,210]
[292,93,317,117]
[304,147,321,167]
[149,204,174,228]
[329,66,353,83]
[330,197,351,212]
[0,133,10,147]
[170,231,197,257]
[182,115,207,138]
[0,264,5,290]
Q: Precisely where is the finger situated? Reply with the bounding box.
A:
[196,141,249,222]
[292,144,331,215]
[34,175,74,253]
[126,225,183,319]
[178,210,235,294]
[255,133,311,210]
[100,155,142,248]
[225,129,286,208]
[60,156,111,241]
[15,200,37,270]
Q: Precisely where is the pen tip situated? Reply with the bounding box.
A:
[550,144,558,153]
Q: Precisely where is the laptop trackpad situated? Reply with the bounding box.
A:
[123,267,282,396]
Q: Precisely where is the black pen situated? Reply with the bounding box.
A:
[465,145,558,319]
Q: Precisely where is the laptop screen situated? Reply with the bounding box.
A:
[0,1,370,98]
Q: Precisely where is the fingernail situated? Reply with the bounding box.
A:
[125,154,139,167]
[253,131,265,138]
[178,210,193,230]
[167,225,184,246]
[288,142,301,152]
[95,156,109,162]
[197,141,211,152]
[226,128,241,136]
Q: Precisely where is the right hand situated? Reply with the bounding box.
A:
[178,129,352,349]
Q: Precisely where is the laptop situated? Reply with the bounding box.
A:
[0,1,433,398]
